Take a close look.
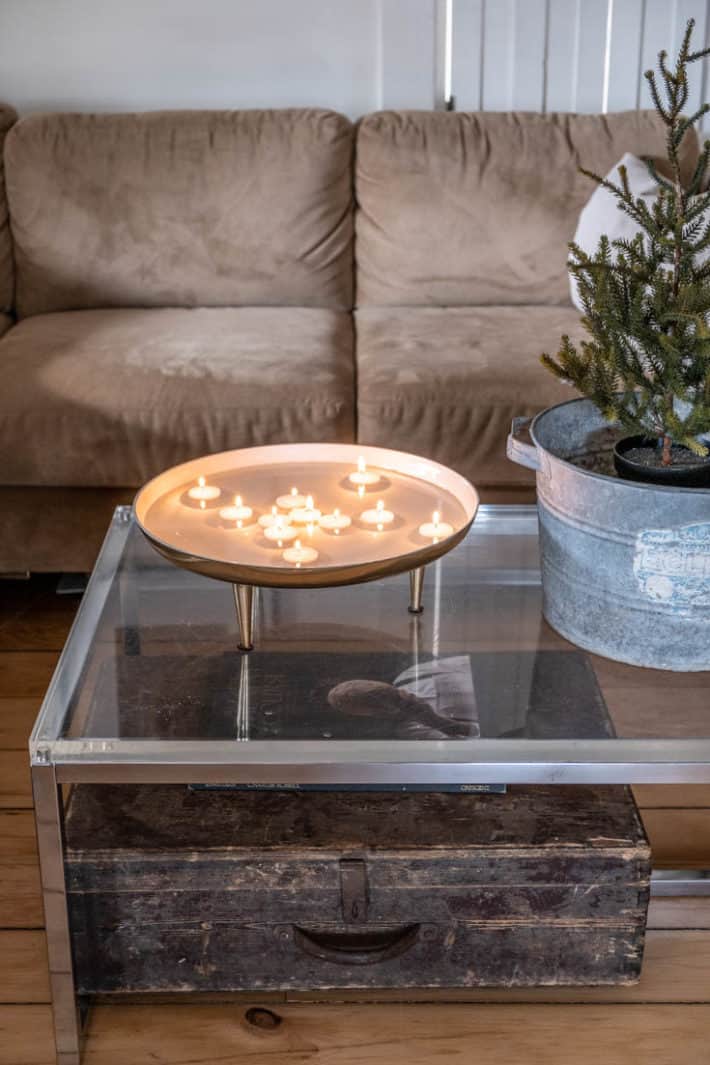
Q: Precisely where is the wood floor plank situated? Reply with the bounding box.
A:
[0,812,42,929]
[1,1003,703,1065]
[0,932,49,1003]
[0,1005,54,1065]
[593,656,709,691]
[0,579,77,653]
[643,809,710,868]
[605,685,710,739]
[24,1003,710,1065]
[0,654,57,700]
[0,751,32,809]
[0,699,40,751]
[635,785,710,808]
[649,897,710,929]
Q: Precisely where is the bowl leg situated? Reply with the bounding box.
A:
[233,583,256,651]
[408,566,425,614]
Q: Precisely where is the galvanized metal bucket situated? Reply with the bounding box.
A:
[507,397,710,671]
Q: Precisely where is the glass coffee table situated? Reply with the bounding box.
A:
[31,504,710,1063]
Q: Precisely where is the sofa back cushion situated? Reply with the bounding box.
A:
[355,110,685,307]
[0,104,17,314]
[6,109,354,317]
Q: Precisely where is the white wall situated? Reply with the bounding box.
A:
[0,0,708,121]
[0,0,444,118]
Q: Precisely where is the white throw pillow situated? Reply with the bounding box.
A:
[569,151,710,310]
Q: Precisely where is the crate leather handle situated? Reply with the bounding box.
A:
[292,923,421,966]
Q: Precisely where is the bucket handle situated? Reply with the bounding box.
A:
[506,417,540,471]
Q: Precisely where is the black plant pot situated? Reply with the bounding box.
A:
[613,435,710,487]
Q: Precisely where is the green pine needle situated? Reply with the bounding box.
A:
[543,18,710,450]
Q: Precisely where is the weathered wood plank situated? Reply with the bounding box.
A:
[5,928,710,1010]
[64,782,650,991]
[2,1003,709,1065]
[286,930,710,1004]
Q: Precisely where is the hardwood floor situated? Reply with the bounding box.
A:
[1,576,709,1064]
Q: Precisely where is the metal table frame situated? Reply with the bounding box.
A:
[29,505,710,1063]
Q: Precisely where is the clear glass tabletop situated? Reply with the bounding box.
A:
[30,505,710,783]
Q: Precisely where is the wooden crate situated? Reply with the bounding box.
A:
[64,784,650,993]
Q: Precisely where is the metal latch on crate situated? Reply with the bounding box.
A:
[339,858,369,924]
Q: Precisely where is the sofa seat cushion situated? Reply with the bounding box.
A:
[0,307,354,487]
[356,306,584,487]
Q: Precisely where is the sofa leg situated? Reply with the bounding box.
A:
[408,566,425,614]
[233,583,255,651]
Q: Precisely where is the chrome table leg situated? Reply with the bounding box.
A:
[32,761,82,1065]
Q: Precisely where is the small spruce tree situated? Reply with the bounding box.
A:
[541,18,710,467]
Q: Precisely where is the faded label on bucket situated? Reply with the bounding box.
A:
[634,523,710,607]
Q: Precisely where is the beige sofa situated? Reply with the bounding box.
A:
[0,105,673,571]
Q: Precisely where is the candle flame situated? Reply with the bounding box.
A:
[271,505,277,516]
[198,475,205,487]
[295,539,302,549]
[334,508,340,517]
[306,495,314,509]
[291,486,298,496]
[357,455,366,473]
[376,499,384,511]
[433,510,440,526]
[235,494,242,506]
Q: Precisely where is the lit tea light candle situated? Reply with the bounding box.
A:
[291,494,322,524]
[258,505,289,529]
[318,507,352,534]
[418,510,454,540]
[263,520,298,546]
[282,539,319,566]
[218,495,253,525]
[187,475,221,502]
[348,455,381,487]
[360,499,394,530]
[276,486,308,510]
